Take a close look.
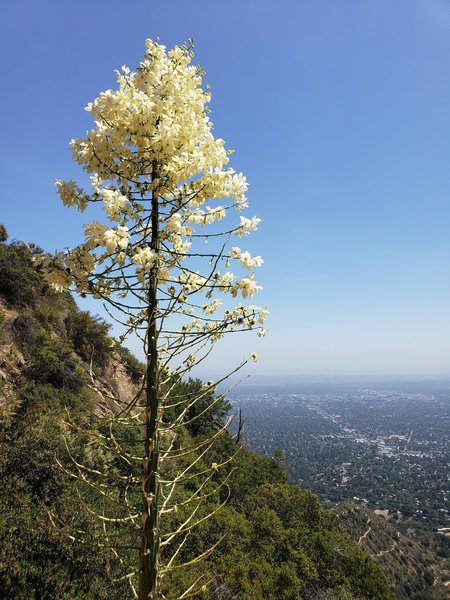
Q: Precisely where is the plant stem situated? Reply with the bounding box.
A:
[139,163,161,599]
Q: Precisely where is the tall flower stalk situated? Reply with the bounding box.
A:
[42,39,267,598]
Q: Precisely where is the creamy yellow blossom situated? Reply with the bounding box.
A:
[132,247,157,270]
[236,216,261,237]
[47,38,267,363]
[103,226,129,252]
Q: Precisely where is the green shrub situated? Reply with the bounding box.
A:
[33,302,64,330]
[16,381,91,416]
[12,313,40,348]
[0,223,7,243]
[0,406,129,599]
[116,344,145,382]
[26,329,87,392]
[0,242,47,307]
[164,377,231,436]
[66,310,111,369]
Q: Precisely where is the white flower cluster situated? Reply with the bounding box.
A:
[231,275,261,299]
[84,221,108,249]
[230,247,263,269]
[104,226,129,252]
[202,299,222,314]
[186,206,226,225]
[99,188,129,221]
[236,216,261,237]
[55,180,89,212]
[46,38,268,350]
[222,304,269,332]
[132,247,157,270]
[178,272,207,293]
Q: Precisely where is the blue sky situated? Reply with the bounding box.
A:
[1,0,449,376]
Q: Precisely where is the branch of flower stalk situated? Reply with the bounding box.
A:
[160,441,219,491]
[161,470,235,515]
[159,418,232,459]
[58,433,138,485]
[160,453,239,488]
[75,488,140,525]
[160,489,230,545]
[178,576,214,600]
[164,536,225,574]
[46,507,139,548]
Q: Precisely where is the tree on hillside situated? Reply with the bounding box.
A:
[0,224,8,243]
[40,39,267,599]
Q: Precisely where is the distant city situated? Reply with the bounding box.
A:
[229,377,450,530]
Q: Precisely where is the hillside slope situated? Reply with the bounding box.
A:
[335,502,449,599]
[0,232,397,599]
